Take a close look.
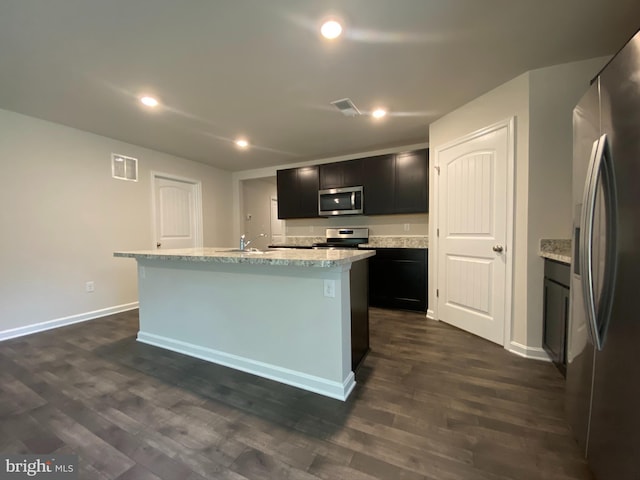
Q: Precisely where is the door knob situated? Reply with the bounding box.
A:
[492,245,504,253]
[156,242,162,248]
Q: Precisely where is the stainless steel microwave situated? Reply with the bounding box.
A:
[318,186,363,216]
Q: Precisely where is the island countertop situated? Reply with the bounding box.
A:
[114,247,375,268]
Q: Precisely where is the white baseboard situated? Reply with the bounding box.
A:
[137,331,356,401]
[507,341,551,361]
[426,309,436,320]
[0,302,139,342]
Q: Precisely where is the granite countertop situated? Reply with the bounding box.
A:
[114,247,375,268]
[539,239,571,265]
[360,236,428,249]
[270,235,429,249]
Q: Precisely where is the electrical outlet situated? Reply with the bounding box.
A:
[404,223,410,232]
[140,266,146,279]
[85,281,95,293]
[323,279,336,298]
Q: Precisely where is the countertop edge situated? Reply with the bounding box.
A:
[114,250,375,268]
[539,251,571,265]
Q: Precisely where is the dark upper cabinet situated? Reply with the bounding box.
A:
[363,149,428,215]
[362,154,395,215]
[276,166,319,219]
[277,148,427,218]
[394,149,428,213]
[319,158,363,190]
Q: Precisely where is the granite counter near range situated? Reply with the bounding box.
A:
[270,235,429,249]
[114,247,374,401]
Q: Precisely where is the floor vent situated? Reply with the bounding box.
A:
[112,153,138,182]
[330,98,361,117]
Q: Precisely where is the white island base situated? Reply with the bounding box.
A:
[116,248,372,401]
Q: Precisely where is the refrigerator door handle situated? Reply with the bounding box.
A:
[579,133,618,351]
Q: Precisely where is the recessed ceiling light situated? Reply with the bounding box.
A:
[140,96,159,107]
[321,20,343,40]
[372,108,387,119]
[235,139,249,149]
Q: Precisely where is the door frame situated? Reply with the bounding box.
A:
[150,171,204,249]
[431,118,516,348]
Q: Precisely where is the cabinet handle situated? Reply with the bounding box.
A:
[156,242,162,248]
[492,245,504,253]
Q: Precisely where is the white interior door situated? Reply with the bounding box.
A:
[153,174,203,249]
[436,122,512,345]
[270,197,284,244]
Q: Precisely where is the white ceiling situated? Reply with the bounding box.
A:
[1,1,638,172]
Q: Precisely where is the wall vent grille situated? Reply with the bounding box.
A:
[112,153,138,182]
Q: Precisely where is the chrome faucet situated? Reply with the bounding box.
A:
[239,233,267,251]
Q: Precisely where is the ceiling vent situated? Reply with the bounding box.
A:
[330,98,361,117]
[111,153,138,182]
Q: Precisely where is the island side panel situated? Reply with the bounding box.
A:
[350,258,370,371]
[136,259,354,400]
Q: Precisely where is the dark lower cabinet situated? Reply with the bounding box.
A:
[543,259,570,376]
[369,248,427,311]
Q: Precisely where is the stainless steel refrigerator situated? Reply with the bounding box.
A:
[566,29,640,479]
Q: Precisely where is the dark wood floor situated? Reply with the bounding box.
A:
[0,308,591,480]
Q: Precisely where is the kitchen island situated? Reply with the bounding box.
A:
[114,247,374,400]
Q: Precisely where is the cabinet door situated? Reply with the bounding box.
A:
[543,277,568,374]
[395,149,428,213]
[341,158,363,187]
[276,168,299,219]
[319,163,343,190]
[369,248,427,311]
[296,166,319,217]
[363,154,395,215]
[319,159,363,190]
[276,166,319,219]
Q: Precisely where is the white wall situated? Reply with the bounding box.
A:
[0,108,233,337]
[429,57,607,354]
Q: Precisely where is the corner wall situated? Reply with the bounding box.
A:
[0,109,233,337]
[429,73,531,348]
[526,56,608,346]
[428,57,607,355]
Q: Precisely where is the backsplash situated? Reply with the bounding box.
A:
[284,213,428,237]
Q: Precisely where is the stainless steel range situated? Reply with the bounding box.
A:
[312,228,369,250]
